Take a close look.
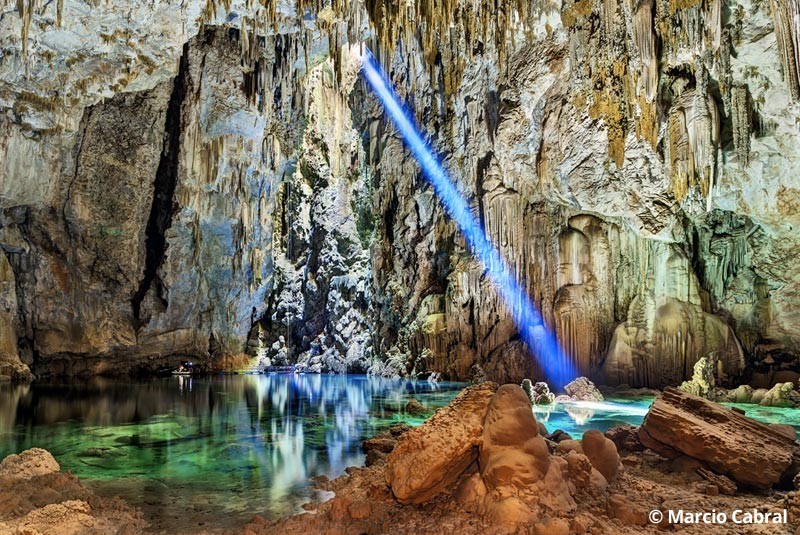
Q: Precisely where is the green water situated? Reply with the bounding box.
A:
[0,374,464,531]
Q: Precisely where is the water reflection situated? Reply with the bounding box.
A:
[0,375,462,531]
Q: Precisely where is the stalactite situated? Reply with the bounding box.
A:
[717,29,733,112]
[16,0,38,61]
[771,0,800,100]
[730,84,752,168]
[667,73,719,208]
[633,0,658,103]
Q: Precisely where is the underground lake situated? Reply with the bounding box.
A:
[3,375,800,532]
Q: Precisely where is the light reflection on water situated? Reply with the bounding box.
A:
[532,397,800,439]
[0,374,464,531]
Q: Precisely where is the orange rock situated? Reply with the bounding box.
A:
[385,382,498,504]
[556,439,583,454]
[480,384,550,488]
[533,517,570,535]
[639,387,800,488]
[581,430,621,482]
[348,500,371,520]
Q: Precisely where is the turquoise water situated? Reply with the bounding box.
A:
[0,374,464,531]
[534,397,800,439]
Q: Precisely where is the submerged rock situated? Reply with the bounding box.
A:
[405,398,425,415]
[639,387,800,488]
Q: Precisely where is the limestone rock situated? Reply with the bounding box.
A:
[678,357,716,399]
[605,425,644,453]
[564,377,604,401]
[522,379,555,405]
[405,398,425,415]
[385,382,498,504]
[478,384,575,523]
[759,382,800,407]
[479,385,551,489]
[0,448,59,481]
[639,388,800,488]
[697,467,737,496]
[581,430,621,482]
[726,384,754,404]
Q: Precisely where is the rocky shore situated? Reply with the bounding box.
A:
[3,385,800,535]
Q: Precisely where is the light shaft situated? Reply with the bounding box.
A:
[361,51,578,387]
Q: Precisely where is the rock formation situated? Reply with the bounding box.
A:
[639,387,800,488]
[0,448,145,534]
[385,382,498,504]
[564,377,605,401]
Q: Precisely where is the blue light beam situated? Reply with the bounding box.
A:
[361,51,578,388]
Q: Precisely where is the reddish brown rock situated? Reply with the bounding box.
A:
[604,425,644,452]
[479,384,551,488]
[639,387,800,488]
[581,430,621,482]
[385,382,498,504]
[478,384,575,521]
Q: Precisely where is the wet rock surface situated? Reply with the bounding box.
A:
[1,0,800,386]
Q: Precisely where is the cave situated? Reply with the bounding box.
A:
[2,0,800,533]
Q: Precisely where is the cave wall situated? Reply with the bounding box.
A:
[361,0,800,387]
[0,0,799,387]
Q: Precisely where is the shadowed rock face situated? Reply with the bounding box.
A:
[2,0,800,385]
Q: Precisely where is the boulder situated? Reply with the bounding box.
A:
[564,377,604,401]
[751,388,769,404]
[386,382,497,504]
[480,384,551,488]
[759,382,800,407]
[771,424,798,441]
[678,357,716,399]
[0,449,60,481]
[362,423,410,466]
[522,379,555,405]
[478,385,575,517]
[405,398,425,415]
[581,430,621,482]
[639,387,800,488]
[726,384,754,403]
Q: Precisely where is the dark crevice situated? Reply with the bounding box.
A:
[131,42,189,328]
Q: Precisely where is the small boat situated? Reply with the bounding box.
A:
[172,361,195,376]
